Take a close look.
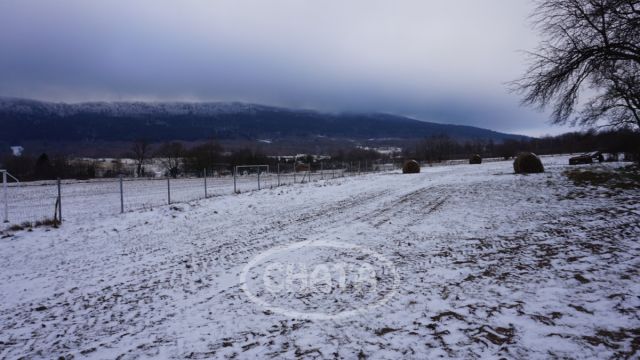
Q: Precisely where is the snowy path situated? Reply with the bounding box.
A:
[0,156,639,359]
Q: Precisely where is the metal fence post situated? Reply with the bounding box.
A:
[257,169,261,190]
[119,175,124,213]
[167,177,171,204]
[204,168,208,198]
[277,163,280,186]
[57,178,62,223]
[233,167,237,193]
[321,162,324,180]
[2,171,7,223]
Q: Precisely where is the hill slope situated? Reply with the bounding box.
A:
[0,98,527,144]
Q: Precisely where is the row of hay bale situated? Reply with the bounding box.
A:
[402,152,544,174]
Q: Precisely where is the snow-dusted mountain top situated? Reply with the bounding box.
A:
[0,97,530,144]
[0,97,294,117]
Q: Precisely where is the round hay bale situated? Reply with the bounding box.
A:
[513,152,544,174]
[469,154,482,164]
[402,160,421,174]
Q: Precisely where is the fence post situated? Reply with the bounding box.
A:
[57,178,62,223]
[2,170,7,223]
[233,166,237,193]
[321,162,324,180]
[277,163,280,186]
[204,168,208,198]
[257,169,261,190]
[167,177,171,204]
[293,165,297,183]
[119,175,124,214]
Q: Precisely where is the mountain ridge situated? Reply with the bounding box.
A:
[0,97,529,146]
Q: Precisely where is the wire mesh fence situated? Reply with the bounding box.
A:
[5,181,59,224]
[1,166,366,227]
[3,157,524,228]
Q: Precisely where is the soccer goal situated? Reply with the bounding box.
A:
[233,165,270,193]
[1,169,21,223]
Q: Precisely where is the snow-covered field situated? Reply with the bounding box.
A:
[2,170,346,225]
[1,155,639,359]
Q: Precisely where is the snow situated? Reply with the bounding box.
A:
[3,171,345,225]
[1,155,639,359]
[0,97,287,117]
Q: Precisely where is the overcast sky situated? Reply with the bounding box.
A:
[0,0,575,136]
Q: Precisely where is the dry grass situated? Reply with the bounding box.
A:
[565,165,640,190]
[5,218,59,232]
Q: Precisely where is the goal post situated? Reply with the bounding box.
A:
[1,169,20,223]
[233,165,270,193]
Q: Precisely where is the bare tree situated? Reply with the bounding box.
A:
[131,139,151,177]
[183,140,223,174]
[156,142,185,178]
[514,0,640,129]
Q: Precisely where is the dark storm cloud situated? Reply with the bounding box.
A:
[0,0,563,135]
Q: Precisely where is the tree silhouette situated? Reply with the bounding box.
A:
[131,139,151,177]
[514,0,640,129]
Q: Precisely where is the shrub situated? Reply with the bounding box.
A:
[513,152,544,174]
[469,154,482,164]
[402,160,421,174]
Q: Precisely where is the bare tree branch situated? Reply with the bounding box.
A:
[513,0,640,130]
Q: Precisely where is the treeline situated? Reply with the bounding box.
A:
[1,153,96,181]
[1,140,231,181]
[2,129,638,181]
[408,129,640,162]
[131,140,394,178]
[0,140,391,181]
